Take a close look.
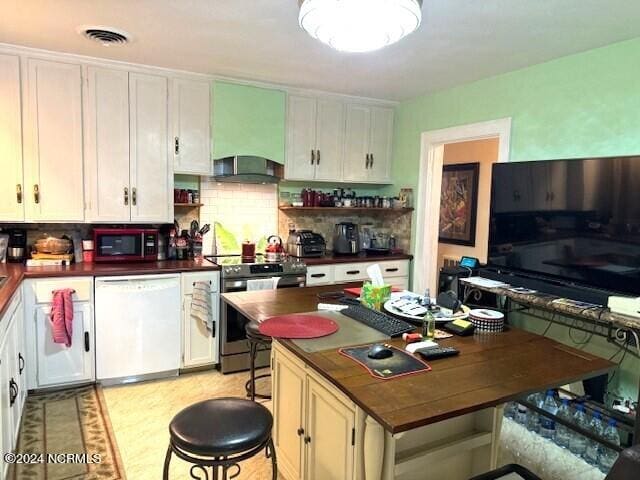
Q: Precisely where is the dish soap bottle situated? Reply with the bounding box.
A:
[422,310,436,339]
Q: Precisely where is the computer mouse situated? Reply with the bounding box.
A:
[367,344,393,360]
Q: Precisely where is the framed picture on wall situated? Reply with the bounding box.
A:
[438,162,480,246]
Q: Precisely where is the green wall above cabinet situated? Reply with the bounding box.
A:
[212,81,286,164]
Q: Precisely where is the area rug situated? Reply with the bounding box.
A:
[9,385,126,479]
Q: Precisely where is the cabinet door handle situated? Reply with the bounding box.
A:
[132,187,137,206]
[310,273,326,278]
[9,379,17,406]
[304,436,311,444]
[385,268,399,273]
[365,154,370,169]
[33,184,39,204]
[84,332,90,352]
[297,427,304,436]
[316,149,320,165]
[18,353,24,375]
[310,149,315,165]
[370,154,374,167]
[16,184,22,204]
[124,187,129,206]
[346,270,360,275]
[175,137,180,155]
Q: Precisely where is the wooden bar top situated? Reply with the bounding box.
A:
[223,285,615,434]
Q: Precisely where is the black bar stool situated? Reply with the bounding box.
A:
[245,321,272,401]
[163,397,277,480]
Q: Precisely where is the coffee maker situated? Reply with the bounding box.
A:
[7,228,27,263]
[333,222,360,255]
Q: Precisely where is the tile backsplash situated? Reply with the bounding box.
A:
[278,210,412,252]
[199,180,278,255]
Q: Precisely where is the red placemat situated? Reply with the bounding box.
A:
[259,314,339,339]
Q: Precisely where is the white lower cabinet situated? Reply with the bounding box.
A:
[306,259,410,290]
[0,288,26,478]
[24,277,95,390]
[273,344,356,480]
[181,272,220,368]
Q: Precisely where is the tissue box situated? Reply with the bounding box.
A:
[361,282,392,311]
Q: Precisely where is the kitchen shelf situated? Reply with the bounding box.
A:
[174,203,204,207]
[279,206,414,214]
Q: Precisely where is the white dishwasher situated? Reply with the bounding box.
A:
[95,274,181,384]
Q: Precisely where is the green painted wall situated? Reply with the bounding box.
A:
[391,36,640,403]
[212,81,286,163]
[391,36,640,196]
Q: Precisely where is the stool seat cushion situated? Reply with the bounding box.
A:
[169,398,273,457]
[246,321,271,341]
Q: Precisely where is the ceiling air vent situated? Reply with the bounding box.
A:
[79,26,131,46]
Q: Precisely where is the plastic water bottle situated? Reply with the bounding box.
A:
[515,402,528,425]
[599,419,620,472]
[526,392,544,433]
[585,411,604,464]
[554,398,572,448]
[504,401,517,419]
[539,390,559,439]
[569,403,588,456]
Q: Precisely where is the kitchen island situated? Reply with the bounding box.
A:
[222,285,614,480]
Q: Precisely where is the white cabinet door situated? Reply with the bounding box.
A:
[35,302,94,387]
[129,73,171,223]
[305,376,355,480]
[0,53,24,221]
[0,335,13,457]
[368,106,394,183]
[24,59,84,221]
[84,67,131,222]
[314,99,344,181]
[172,78,211,175]
[273,349,306,480]
[342,104,371,182]
[10,301,26,421]
[182,293,219,368]
[285,95,317,181]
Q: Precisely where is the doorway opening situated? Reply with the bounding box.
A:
[413,118,512,294]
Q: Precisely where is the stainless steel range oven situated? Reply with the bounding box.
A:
[206,254,307,373]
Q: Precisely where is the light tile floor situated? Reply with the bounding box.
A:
[102,369,274,480]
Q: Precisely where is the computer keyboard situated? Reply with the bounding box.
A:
[341,304,416,337]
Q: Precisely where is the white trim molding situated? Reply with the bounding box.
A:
[413,117,512,294]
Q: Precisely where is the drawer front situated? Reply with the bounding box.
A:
[378,260,410,278]
[387,277,409,291]
[181,271,220,294]
[306,265,334,286]
[33,278,93,304]
[334,262,370,282]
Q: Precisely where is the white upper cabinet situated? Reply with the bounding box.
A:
[314,99,344,181]
[171,78,211,175]
[343,104,371,182]
[286,95,317,181]
[343,104,394,183]
[0,54,24,221]
[367,106,394,183]
[286,94,393,184]
[129,73,171,223]
[23,59,84,221]
[84,67,131,222]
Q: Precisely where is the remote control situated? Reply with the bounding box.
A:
[415,346,460,360]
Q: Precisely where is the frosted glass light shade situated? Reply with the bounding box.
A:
[299,0,422,53]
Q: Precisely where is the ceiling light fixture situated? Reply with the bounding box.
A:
[298,0,422,53]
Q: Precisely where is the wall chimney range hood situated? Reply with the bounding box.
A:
[212,155,284,184]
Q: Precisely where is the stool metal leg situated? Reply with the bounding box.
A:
[248,339,257,401]
[163,444,172,480]
[267,437,278,480]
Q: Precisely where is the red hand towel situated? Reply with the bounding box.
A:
[50,289,74,347]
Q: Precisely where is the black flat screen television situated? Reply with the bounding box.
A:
[488,155,640,297]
